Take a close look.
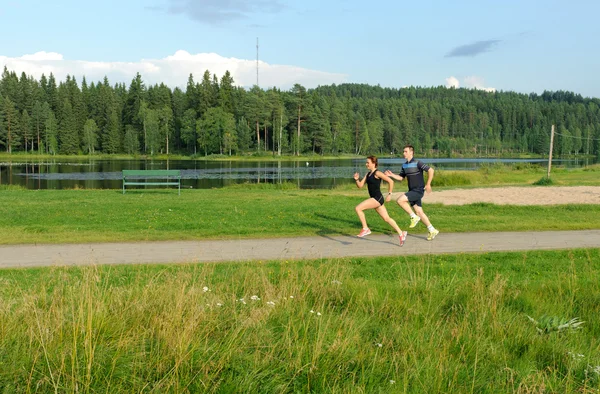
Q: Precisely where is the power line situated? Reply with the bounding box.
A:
[553,131,600,141]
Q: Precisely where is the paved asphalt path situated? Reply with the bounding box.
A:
[1,230,599,269]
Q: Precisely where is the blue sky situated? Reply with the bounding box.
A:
[1,0,598,96]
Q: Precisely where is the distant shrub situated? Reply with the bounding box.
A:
[223,181,299,190]
[432,170,472,187]
[533,176,554,186]
[0,185,27,191]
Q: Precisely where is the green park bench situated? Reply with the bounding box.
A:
[122,170,181,195]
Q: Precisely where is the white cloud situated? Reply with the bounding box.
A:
[445,75,495,92]
[0,50,348,89]
[445,76,460,88]
[463,76,496,92]
[20,51,63,61]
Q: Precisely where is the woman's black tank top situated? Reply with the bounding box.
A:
[366,170,382,201]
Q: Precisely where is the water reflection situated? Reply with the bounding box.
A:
[0,156,596,190]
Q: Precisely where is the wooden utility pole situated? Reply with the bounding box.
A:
[547,124,555,179]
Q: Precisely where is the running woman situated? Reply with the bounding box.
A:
[354,155,408,246]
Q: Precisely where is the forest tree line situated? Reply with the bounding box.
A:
[1,66,600,158]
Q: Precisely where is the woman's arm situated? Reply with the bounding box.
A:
[376,171,394,199]
[353,172,366,188]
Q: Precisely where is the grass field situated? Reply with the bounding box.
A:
[0,186,599,244]
[1,249,599,392]
[429,163,600,187]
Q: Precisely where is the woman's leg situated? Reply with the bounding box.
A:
[355,198,381,229]
[375,205,403,234]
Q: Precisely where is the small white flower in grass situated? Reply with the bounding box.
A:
[289,296,294,299]
[317,312,322,316]
[390,380,396,385]
[376,343,382,348]
[250,295,261,301]
[217,303,223,307]
[589,365,600,375]
[310,310,315,314]
[203,286,209,292]
[267,301,275,306]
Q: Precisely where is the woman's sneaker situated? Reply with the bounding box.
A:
[357,228,371,237]
[399,231,408,246]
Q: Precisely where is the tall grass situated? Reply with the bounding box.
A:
[1,249,600,392]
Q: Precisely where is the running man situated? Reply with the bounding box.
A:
[354,156,408,246]
[385,145,439,241]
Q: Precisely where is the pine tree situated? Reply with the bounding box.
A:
[44,111,58,155]
[145,109,160,155]
[138,100,149,153]
[219,71,235,114]
[103,107,121,154]
[82,119,99,154]
[21,110,32,152]
[245,85,264,152]
[123,73,146,135]
[46,73,59,115]
[123,125,140,154]
[2,98,21,153]
[198,70,214,118]
[180,108,197,154]
[236,116,252,153]
[185,73,199,111]
[31,100,46,153]
[59,99,79,154]
[159,106,173,154]
[291,84,306,155]
[171,87,186,153]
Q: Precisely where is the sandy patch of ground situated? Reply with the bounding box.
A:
[424,186,600,205]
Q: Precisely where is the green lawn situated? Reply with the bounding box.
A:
[0,186,599,244]
[432,163,600,187]
[1,249,599,392]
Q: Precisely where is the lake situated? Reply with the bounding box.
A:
[0,157,596,190]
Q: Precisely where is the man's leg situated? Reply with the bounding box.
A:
[414,205,439,240]
[413,205,432,227]
[395,194,415,216]
[398,191,423,227]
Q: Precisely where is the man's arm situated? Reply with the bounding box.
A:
[384,170,404,181]
[425,167,434,193]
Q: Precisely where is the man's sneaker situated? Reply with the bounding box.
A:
[399,231,408,247]
[357,228,371,238]
[427,229,439,241]
[409,216,421,228]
